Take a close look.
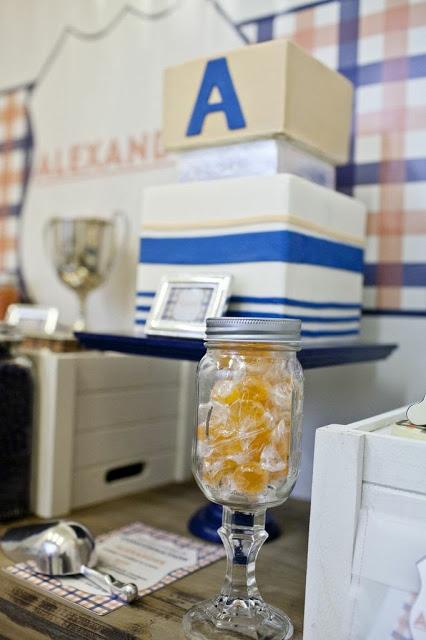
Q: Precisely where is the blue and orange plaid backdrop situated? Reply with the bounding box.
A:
[0,86,33,277]
[0,0,424,315]
[235,0,426,315]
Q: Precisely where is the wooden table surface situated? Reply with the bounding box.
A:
[0,482,310,639]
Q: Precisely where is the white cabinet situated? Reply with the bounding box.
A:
[304,406,426,640]
[30,350,195,517]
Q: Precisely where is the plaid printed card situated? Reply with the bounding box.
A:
[4,522,225,616]
[357,585,418,640]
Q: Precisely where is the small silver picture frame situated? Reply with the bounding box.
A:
[5,304,59,336]
[145,274,232,339]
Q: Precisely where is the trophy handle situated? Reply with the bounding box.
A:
[112,211,129,251]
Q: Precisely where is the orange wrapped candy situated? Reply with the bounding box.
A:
[199,366,292,497]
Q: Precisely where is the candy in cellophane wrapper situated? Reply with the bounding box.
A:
[196,350,303,505]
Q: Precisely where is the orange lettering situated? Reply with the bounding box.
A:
[53,149,63,175]
[69,145,81,173]
[104,139,122,166]
[36,153,50,176]
[87,141,101,168]
[153,130,166,160]
[127,134,148,163]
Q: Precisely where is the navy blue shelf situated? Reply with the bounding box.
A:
[75,331,397,369]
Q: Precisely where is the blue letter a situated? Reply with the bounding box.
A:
[186,57,246,136]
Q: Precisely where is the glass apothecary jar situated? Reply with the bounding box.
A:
[0,323,34,520]
[184,317,304,640]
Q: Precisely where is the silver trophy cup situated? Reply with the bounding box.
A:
[45,213,126,331]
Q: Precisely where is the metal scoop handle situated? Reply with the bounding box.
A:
[81,565,138,602]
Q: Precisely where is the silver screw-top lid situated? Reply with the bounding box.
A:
[206,317,301,346]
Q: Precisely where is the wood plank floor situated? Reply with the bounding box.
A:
[0,482,310,639]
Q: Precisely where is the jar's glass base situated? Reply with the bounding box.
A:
[183,595,293,640]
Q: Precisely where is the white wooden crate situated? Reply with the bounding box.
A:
[304,406,426,640]
[29,350,195,518]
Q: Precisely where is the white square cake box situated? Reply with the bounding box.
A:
[136,174,366,341]
[304,406,426,640]
[30,350,195,518]
[178,138,335,189]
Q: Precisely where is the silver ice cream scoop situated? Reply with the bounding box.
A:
[1,520,138,603]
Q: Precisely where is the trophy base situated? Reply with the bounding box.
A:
[73,317,86,332]
[183,596,293,640]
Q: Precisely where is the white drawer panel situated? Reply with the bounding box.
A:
[356,484,426,593]
[362,482,426,518]
[363,433,426,494]
[74,418,177,468]
[72,451,176,508]
[76,384,179,431]
[76,353,180,391]
[30,351,193,518]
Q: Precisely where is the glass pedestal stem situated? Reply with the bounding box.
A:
[183,506,293,639]
[188,502,281,544]
[218,507,267,607]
